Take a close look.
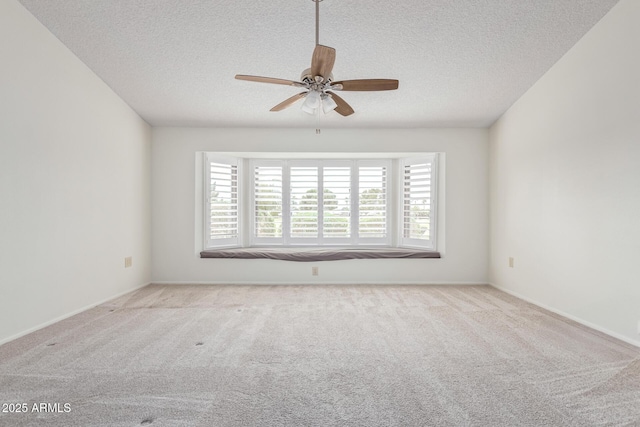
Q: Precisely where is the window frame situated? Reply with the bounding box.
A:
[203,154,438,251]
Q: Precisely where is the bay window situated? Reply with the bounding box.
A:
[204,154,437,250]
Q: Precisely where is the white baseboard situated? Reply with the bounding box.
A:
[0,282,151,347]
[490,283,640,349]
[150,281,490,286]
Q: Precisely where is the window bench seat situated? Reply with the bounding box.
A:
[200,247,441,262]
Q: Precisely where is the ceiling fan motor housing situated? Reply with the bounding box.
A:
[300,68,333,85]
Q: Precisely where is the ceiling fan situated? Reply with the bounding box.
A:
[235,0,398,117]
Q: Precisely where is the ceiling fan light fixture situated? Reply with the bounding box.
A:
[302,90,320,114]
[321,93,337,113]
[301,103,316,115]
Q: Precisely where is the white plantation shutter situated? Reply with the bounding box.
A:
[250,160,394,246]
[204,155,437,250]
[253,163,283,242]
[290,165,319,240]
[205,155,240,248]
[323,165,351,240]
[358,163,388,241]
[400,155,437,249]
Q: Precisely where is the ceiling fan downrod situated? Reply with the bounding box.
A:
[313,0,322,46]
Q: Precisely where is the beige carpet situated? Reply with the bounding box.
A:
[1,284,639,426]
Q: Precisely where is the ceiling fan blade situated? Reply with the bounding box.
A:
[235,75,305,87]
[327,91,354,117]
[270,92,308,112]
[310,45,336,81]
[331,79,399,91]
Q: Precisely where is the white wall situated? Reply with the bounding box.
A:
[0,0,152,344]
[152,127,488,285]
[489,0,640,345]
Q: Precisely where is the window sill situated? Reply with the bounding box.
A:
[200,247,441,262]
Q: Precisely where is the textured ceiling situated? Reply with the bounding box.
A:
[18,0,620,128]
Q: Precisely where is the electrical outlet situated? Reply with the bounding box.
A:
[312,266,319,276]
[508,257,514,268]
[637,320,640,335]
[124,256,133,268]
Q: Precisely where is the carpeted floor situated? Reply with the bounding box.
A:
[1,284,639,426]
